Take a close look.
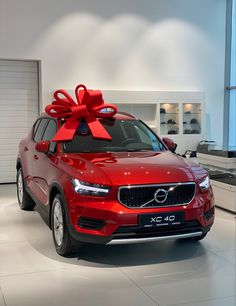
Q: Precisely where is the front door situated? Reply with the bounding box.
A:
[31,118,57,205]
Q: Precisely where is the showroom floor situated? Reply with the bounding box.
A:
[0,184,235,306]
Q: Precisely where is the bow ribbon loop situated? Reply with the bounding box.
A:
[71,105,89,117]
[45,84,118,142]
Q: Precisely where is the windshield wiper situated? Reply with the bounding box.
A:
[75,149,153,153]
[125,148,152,152]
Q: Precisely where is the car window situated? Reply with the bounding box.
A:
[33,119,41,138]
[63,119,165,153]
[136,127,150,144]
[42,119,57,153]
[33,119,49,142]
[132,122,160,148]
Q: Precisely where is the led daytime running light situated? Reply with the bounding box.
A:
[72,178,110,196]
[199,176,210,191]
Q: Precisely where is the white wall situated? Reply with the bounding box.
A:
[0,0,226,144]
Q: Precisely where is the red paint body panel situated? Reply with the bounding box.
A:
[17,113,215,244]
[59,151,204,185]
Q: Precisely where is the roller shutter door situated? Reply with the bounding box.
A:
[0,60,39,183]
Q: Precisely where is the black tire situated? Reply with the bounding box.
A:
[16,168,35,210]
[180,232,208,242]
[51,194,73,256]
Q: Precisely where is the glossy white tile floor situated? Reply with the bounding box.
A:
[0,184,235,306]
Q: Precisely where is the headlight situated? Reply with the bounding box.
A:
[199,176,210,192]
[71,178,110,197]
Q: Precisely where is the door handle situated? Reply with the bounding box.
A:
[34,155,39,160]
[24,146,29,152]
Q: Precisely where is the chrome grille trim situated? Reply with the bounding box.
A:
[118,182,196,208]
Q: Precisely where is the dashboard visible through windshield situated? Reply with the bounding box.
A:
[63,119,166,153]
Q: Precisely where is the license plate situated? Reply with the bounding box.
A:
[139,212,184,228]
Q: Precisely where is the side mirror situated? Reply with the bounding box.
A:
[35,140,50,154]
[162,137,177,153]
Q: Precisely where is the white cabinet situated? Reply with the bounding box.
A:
[157,101,204,154]
[115,103,157,129]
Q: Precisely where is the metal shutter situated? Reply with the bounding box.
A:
[0,60,39,183]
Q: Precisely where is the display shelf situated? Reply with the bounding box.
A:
[158,101,203,138]
[160,103,179,135]
[161,112,179,114]
[184,112,201,115]
[157,100,204,154]
[182,103,201,135]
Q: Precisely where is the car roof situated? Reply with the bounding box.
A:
[39,111,137,120]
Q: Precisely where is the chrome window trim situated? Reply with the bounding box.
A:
[117,182,196,209]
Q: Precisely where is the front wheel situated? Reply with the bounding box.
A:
[16,168,35,210]
[51,194,73,256]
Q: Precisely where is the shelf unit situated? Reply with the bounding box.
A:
[160,103,179,135]
[182,103,201,135]
[157,100,204,154]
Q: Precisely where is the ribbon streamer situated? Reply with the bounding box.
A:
[45,84,117,142]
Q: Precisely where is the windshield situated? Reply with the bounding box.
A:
[63,118,166,153]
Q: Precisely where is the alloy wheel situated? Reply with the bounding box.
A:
[17,171,24,204]
[53,200,64,246]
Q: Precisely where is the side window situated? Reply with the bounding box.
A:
[33,119,41,138]
[42,119,57,153]
[34,119,49,142]
[132,122,162,151]
[137,128,151,144]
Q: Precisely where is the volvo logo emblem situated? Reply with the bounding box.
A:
[154,189,168,203]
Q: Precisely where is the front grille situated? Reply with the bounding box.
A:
[118,182,196,208]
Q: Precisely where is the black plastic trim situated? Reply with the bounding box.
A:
[68,225,112,244]
[78,217,105,230]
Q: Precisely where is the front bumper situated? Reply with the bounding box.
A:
[69,222,212,245]
[67,188,215,245]
[107,232,204,245]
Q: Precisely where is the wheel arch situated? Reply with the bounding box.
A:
[48,183,68,229]
[16,158,22,171]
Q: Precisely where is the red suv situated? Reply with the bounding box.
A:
[17,112,214,256]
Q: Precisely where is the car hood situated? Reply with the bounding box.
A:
[59,151,207,186]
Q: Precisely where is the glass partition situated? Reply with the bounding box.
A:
[229,0,236,147]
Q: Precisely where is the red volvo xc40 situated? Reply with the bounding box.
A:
[17,112,214,256]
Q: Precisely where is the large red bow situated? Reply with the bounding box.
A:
[45,84,118,142]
